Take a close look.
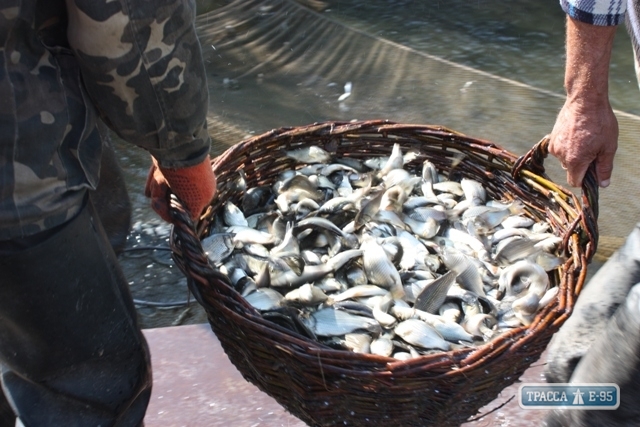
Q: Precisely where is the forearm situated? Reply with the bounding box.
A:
[564,17,617,109]
[548,15,620,188]
[65,0,211,168]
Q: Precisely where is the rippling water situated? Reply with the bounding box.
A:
[194,0,638,112]
[318,0,638,114]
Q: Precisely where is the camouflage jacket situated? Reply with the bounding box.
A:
[0,0,211,239]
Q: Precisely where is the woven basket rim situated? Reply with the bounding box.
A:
[168,120,599,426]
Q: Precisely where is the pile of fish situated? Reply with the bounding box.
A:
[202,143,563,359]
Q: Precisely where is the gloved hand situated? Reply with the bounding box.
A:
[144,155,216,223]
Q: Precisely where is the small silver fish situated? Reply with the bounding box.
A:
[301,249,323,265]
[345,265,368,287]
[422,160,439,184]
[498,260,549,298]
[493,236,541,266]
[433,181,464,196]
[320,163,358,176]
[404,195,438,210]
[370,294,397,328]
[311,174,336,191]
[297,216,358,248]
[285,146,332,164]
[444,227,489,261]
[442,250,486,296]
[439,301,462,323]
[270,221,299,257]
[403,215,439,239]
[379,186,408,213]
[315,276,346,293]
[462,201,523,233]
[501,215,535,229]
[462,313,497,340]
[303,307,382,337]
[354,189,385,230]
[294,199,321,219]
[530,251,565,272]
[272,170,297,194]
[407,206,447,223]
[329,285,390,303]
[373,210,409,230]
[284,283,328,305]
[511,292,540,326]
[379,143,405,177]
[394,319,451,351]
[227,225,280,247]
[270,249,363,288]
[241,185,272,215]
[384,170,421,195]
[370,336,394,357]
[201,233,235,265]
[245,288,284,311]
[460,178,486,206]
[343,333,372,354]
[396,229,430,271]
[243,243,270,258]
[413,270,457,314]
[538,286,559,308]
[279,185,325,211]
[280,174,319,194]
[533,235,563,253]
[361,236,405,299]
[222,200,249,227]
[432,319,474,343]
[337,174,354,197]
[393,352,413,361]
[297,164,326,176]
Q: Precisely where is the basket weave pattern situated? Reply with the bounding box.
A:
[170,120,598,426]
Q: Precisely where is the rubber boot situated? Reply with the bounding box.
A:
[545,283,640,427]
[0,198,151,426]
[545,223,640,383]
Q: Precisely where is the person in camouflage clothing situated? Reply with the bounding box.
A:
[0,0,217,425]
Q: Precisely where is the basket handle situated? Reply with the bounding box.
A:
[167,193,242,312]
[511,136,599,261]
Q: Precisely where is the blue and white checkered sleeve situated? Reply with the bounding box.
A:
[560,0,627,25]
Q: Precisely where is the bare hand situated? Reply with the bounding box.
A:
[548,99,618,188]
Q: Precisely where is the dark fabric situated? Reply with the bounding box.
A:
[546,283,640,427]
[90,123,132,256]
[545,223,640,426]
[0,388,14,427]
[545,223,640,383]
[0,198,151,426]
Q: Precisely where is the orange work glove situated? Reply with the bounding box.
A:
[144,155,217,223]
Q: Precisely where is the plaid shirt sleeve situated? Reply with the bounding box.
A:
[560,0,627,25]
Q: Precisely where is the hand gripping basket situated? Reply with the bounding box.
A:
[169,120,598,427]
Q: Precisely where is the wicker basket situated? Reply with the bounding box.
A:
[169,120,598,427]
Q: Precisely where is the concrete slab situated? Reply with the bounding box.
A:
[142,324,304,427]
[143,324,549,427]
